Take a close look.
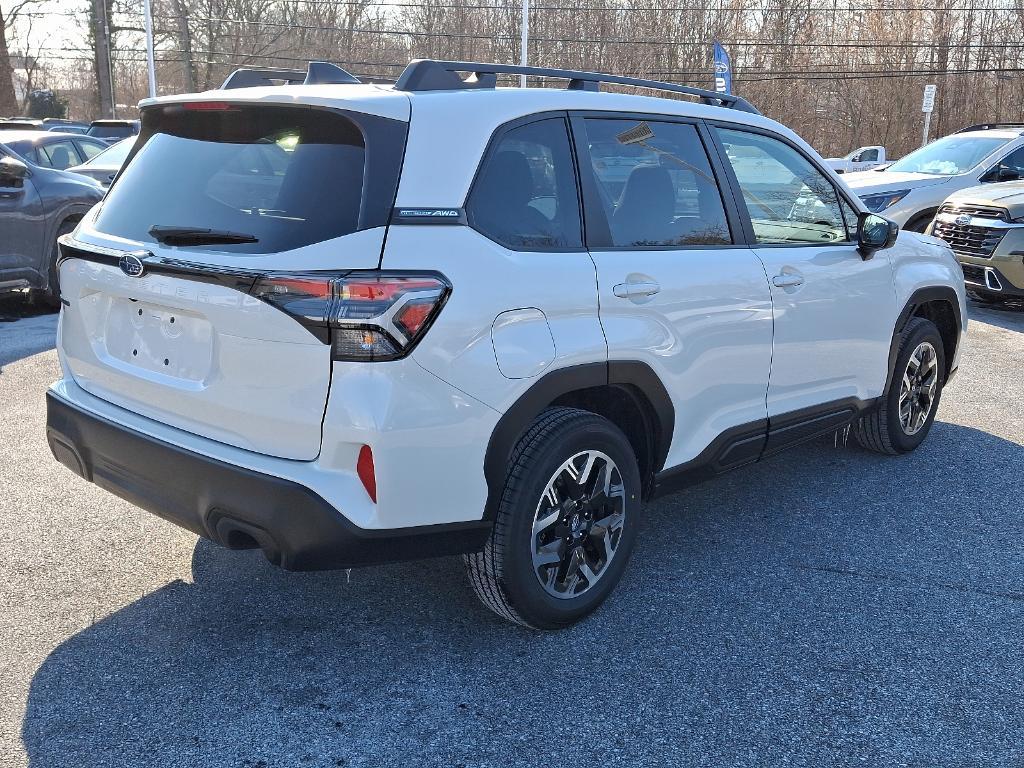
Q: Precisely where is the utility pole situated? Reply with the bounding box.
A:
[171,0,195,92]
[519,0,529,87]
[91,0,114,118]
[143,0,157,98]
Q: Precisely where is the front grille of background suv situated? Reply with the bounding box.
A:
[932,203,1009,258]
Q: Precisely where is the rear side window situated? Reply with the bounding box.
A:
[468,117,582,250]
[584,119,732,247]
[93,104,406,254]
[77,140,106,160]
[41,139,80,170]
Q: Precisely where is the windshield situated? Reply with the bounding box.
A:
[93,103,406,254]
[885,135,1008,175]
[83,137,135,167]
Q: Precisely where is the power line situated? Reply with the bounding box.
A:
[100,12,1024,50]
[31,50,1024,85]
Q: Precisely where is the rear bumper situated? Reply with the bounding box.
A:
[45,390,490,570]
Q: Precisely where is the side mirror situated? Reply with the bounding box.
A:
[857,212,898,258]
[0,155,29,183]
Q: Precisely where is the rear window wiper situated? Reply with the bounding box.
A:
[149,225,259,246]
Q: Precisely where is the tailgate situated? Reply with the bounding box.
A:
[54,97,408,460]
[57,242,346,461]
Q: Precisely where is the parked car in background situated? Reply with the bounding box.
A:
[43,118,90,134]
[825,145,888,174]
[86,119,140,145]
[927,180,1024,305]
[48,59,965,629]
[843,124,1024,231]
[0,143,103,299]
[0,130,109,171]
[66,136,135,189]
[0,118,44,130]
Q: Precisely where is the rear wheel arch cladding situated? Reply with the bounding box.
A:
[482,362,674,520]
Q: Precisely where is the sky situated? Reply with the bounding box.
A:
[3,0,92,55]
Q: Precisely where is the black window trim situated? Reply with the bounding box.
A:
[568,110,749,252]
[704,119,867,250]
[463,110,587,254]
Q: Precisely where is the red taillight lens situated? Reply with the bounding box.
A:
[250,271,450,361]
[394,300,434,337]
[357,445,376,503]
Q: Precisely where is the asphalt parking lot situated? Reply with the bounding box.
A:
[1,296,1022,768]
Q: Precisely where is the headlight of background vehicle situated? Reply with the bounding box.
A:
[859,190,911,212]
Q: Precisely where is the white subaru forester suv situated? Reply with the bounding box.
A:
[47,60,966,629]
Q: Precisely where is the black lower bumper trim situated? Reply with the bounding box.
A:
[45,392,491,570]
[962,263,1024,298]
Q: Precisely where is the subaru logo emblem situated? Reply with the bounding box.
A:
[954,214,971,226]
[118,253,145,277]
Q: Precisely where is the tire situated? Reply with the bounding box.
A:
[464,407,641,629]
[905,212,935,234]
[32,218,77,307]
[853,317,946,455]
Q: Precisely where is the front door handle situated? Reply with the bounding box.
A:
[613,280,661,299]
[772,272,805,288]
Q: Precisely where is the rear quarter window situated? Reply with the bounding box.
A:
[467,117,583,251]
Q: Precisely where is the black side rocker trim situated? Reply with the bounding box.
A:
[651,396,878,499]
[45,392,491,570]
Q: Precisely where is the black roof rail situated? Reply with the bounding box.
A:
[956,123,1024,134]
[221,61,361,90]
[393,59,760,114]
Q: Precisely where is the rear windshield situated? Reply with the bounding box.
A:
[93,103,406,254]
[88,125,134,138]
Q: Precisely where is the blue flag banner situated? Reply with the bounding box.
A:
[713,40,732,95]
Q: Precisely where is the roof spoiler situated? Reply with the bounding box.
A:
[221,61,361,90]
[393,59,760,114]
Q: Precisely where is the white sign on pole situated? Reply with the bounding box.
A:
[922,84,937,113]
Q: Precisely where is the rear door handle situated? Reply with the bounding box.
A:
[772,273,805,288]
[613,281,661,299]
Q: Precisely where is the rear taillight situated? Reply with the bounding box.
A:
[251,271,450,362]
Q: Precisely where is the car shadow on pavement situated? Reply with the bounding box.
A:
[20,423,1024,767]
[0,296,58,369]
[967,299,1024,333]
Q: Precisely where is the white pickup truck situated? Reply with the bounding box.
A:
[826,145,888,174]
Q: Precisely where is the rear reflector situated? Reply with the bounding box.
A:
[357,445,377,503]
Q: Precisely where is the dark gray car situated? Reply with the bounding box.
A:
[0,142,104,299]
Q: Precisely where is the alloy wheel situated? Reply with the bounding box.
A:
[530,450,626,599]
[899,341,939,435]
